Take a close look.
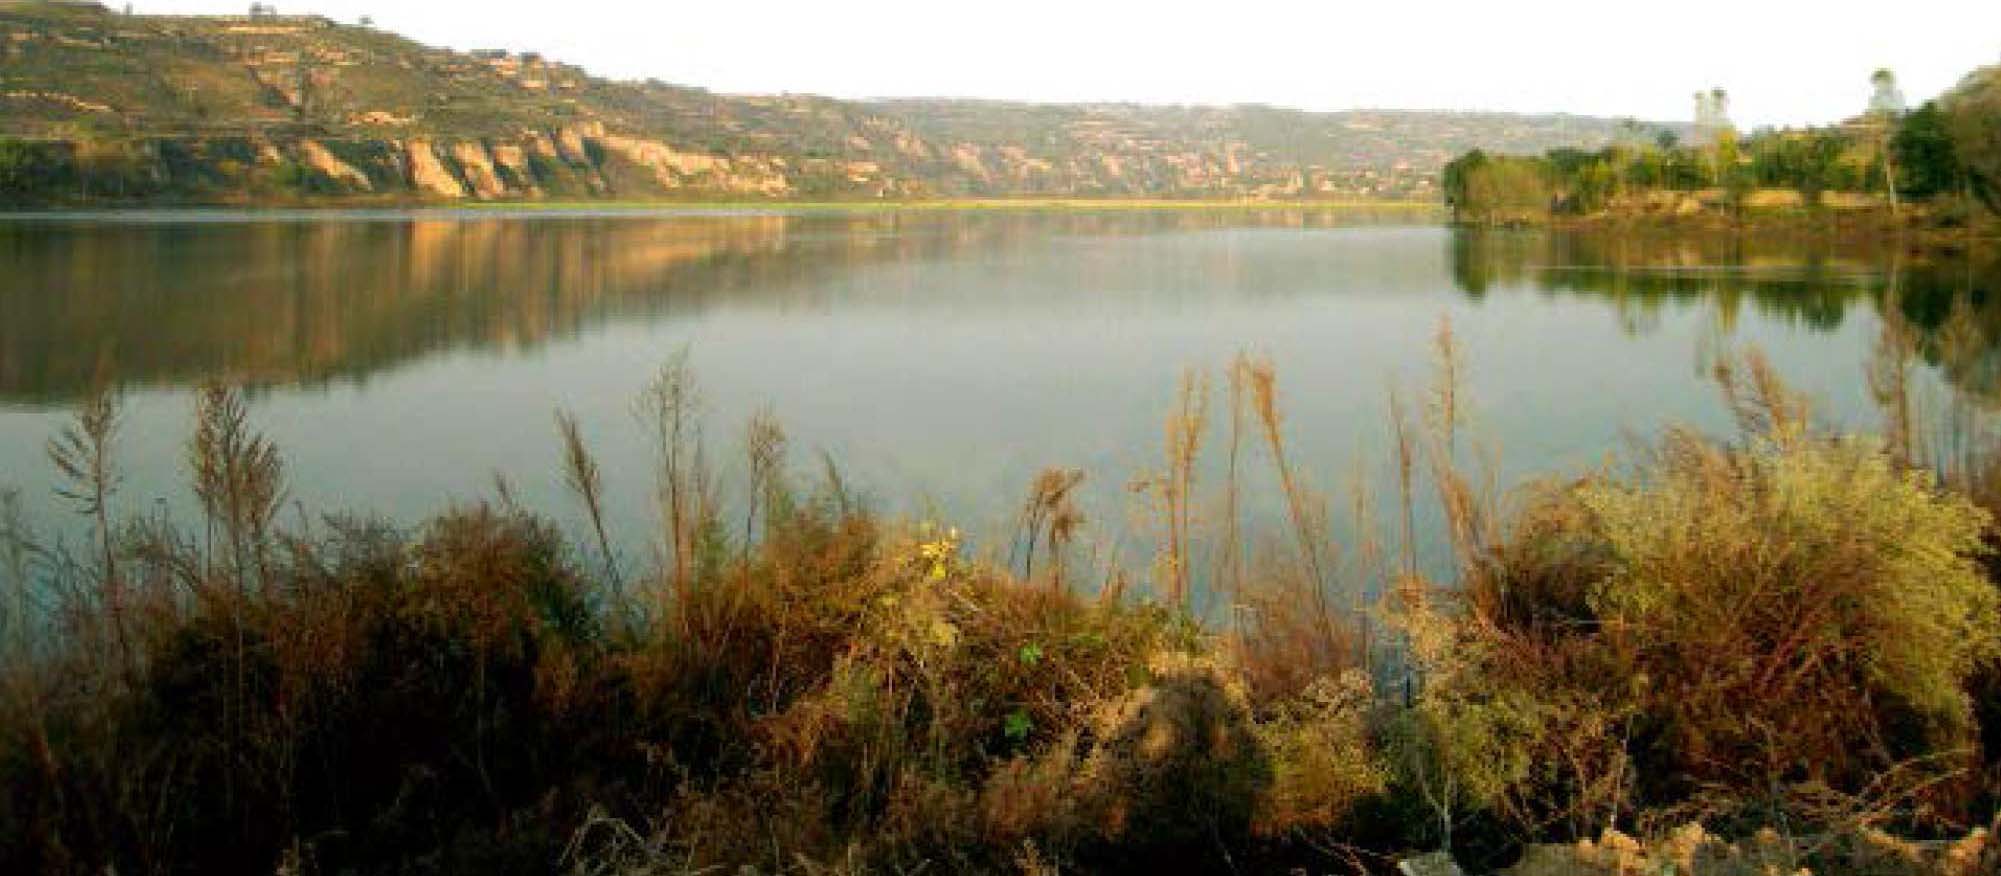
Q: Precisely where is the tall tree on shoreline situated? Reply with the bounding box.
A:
[1869,69,1907,215]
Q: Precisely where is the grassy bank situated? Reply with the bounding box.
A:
[5,333,2001,875]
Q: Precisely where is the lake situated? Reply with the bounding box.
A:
[2,209,1995,582]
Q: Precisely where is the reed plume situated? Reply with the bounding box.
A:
[1015,467,1085,591]
[556,408,620,592]
[743,406,788,562]
[1245,355,1329,590]
[48,380,123,638]
[636,347,704,598]
[1713,348,1811,442]
[1157,368,1209,607]
[1216,354,1250,602]
[190,381,286,595]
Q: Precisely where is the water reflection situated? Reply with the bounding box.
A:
[1447,227,2001,402]
[3,212,1999,576]
[0,209,1408,403]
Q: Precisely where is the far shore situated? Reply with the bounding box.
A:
[0,197,1449,216]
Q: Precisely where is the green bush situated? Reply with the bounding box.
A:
[1445,420,1999,832]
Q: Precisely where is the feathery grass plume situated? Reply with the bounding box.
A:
[1712,347,1811,443]
[491,469,520,508]
[635,346,704,599]
[1154,368,1209,607]
[743,405,788,562]
[1236,356,1360,694]
[190,381,286,595]
[1216,354,1251,604]
[556,408,620,593]
[1419,319,1501,604]
[47,380,122,636]
[1013,468,1084,590]
[1244,355,1331,592]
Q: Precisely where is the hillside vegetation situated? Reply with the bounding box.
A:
[0,0,1664,205]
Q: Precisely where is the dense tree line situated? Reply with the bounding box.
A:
[1446,66,2001,223]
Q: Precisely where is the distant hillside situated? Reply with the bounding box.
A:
[0,0,1678,204]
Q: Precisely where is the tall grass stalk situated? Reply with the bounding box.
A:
[1014,467,1084,591]
[743,406,788,565]
[46,381,123,653]
[636,347,705,603]
[1245,356,1330,591]
[1158,368,1209,607]
[1217,355,1250,604]
[556,408,620,594]
[190,381,287,596]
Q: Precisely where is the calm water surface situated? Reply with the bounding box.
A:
[2,209,1996,573]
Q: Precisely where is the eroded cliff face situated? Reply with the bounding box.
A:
[240,128,784,201]
[63,126,820,203]
[237,126,1347,202]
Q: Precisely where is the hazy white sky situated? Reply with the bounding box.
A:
[132,0,2001,128]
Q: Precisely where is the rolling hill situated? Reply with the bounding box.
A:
[0,0,1680,204]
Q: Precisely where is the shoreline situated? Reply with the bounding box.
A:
[0,197,1447,217]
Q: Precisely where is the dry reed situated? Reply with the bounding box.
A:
[556,407,620,592]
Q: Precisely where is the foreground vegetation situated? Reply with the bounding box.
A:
[7,332,2001,875]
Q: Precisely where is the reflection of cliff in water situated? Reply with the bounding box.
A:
[1448,227,2001,401]
[0,209,1386,404]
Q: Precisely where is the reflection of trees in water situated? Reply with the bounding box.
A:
[1448,227,2001,398]
[1892,256,2001,409]
[0,210,1392,403]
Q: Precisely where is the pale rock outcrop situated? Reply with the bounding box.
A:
[950,144,990,182]
[597,133,724,182]
[593,131,791,196]
[450,141,507,199]
[892,131,932,161]
[490,144,540,197]
[525,131,563,162]
[298,140,373,191]
[844,161,881,183]
[404,140,467,199]
[529,128,607,193]
[555,125,595,165]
